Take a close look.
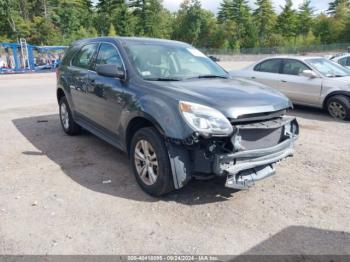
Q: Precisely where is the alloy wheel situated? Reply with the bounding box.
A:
[329,101,346,120]
[134,139,159,186]
[60,102,70,130]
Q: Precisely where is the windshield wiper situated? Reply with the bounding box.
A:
[144,77,182,81]
[187,74,229,79]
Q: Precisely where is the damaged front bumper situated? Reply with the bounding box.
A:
[214,116,298,189]
[214,137,296,189]
[167,116,298,190]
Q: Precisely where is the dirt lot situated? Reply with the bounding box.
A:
[1,68,350,255]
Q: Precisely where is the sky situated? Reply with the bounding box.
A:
[93,0,331,13]
[163,0,331,13]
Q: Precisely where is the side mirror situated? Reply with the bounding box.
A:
[209,55,220,62]
[302,69,318,78]
[96,64,125,79]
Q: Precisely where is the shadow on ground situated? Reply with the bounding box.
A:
[289,105,342,123]
[13,114,238,205]
[231,226,350,261]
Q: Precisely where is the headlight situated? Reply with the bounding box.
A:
[179,101,233,136]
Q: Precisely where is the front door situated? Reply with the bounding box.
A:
[86,42,127,137]
[280,59,322,106]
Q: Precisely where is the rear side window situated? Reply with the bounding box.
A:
[71,43,98,69]
[94,43,124,70]
[339,57,350,66]
[339,57,347,66]
[254,59,281,73]
[282,60,310,76]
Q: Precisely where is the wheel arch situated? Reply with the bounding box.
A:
[323,91,350,108]
[125,113,192,190]
[57,88,66,103]
[125,113,165,156]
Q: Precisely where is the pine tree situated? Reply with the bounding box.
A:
[297,0,314,36]
[133,0,165,37]
[218,0,233,23]
[231,0,256,48]
[253,0,276,45]
[275,0,298,39]
[328,0,350,15]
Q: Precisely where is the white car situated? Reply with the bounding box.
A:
[331,53,350,69]
[231,56,350,120]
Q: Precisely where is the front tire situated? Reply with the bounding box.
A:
[59,96,81,135]
[327,95,350,121]
[130,127,174,196]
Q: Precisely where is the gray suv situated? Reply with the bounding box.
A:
[56,37,299,196]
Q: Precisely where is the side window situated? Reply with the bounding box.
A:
[71,44,98,69]
[94,43,124,71]
[282,60,310,76]
[255,59,281,73]
[338,57,348,66]
[346,57,350,66]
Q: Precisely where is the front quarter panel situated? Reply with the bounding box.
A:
[119,89,194,143]
[320,78,350,105]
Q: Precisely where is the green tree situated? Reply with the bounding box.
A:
[313,13,333,44]
[172,0,203,44]
[297,0,314,36]
[253,0,276,46]
[275,0,298,39]
[132,0,172,38]
[196,10,218,48]
[218,0,233,22]
[328,0,350,15]
[108,23,117,36]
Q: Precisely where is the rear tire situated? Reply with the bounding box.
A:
[59,96,81,135]
[130,127,174,196]
[326,95,350,121]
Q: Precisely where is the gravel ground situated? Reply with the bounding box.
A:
[1,66,350,255]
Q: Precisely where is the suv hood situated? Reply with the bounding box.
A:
[151,78,292,119]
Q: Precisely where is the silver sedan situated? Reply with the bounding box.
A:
[331,53,350,70]
[231,56,350,120]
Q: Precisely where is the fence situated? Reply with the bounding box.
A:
[200,43,350,62]
[201,43,350,55]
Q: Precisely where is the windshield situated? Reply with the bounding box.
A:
[124,43,228,81]
[306,58,350,77]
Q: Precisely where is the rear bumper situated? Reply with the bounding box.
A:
[213,131,297,190]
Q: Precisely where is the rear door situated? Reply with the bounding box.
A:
[280,59,322,105]
[87,42,127,136]
[249,59,284,91]
[68,43,98,117]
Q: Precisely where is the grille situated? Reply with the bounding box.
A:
[232,117,290,151]
[238,127,283,150]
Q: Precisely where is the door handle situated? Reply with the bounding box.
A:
[281,80,287,83]
[251,76,256,79]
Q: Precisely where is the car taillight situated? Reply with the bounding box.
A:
[56,68,60,80]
